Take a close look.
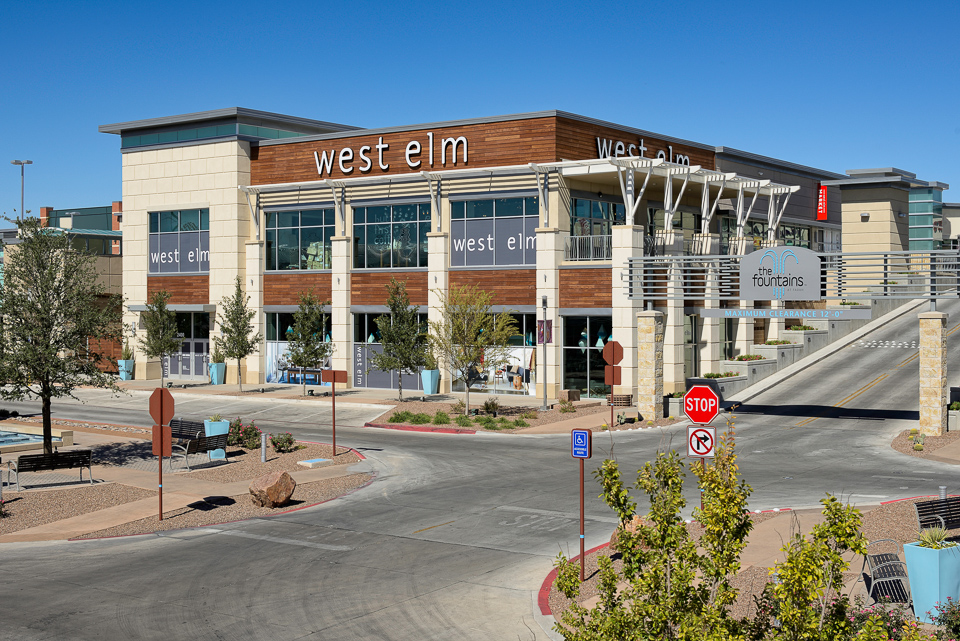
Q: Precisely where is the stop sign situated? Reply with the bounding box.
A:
[684,385,719,424]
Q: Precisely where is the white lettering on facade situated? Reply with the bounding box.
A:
[376,136,389,171]
[313,132,472,176]
[314,150,335,175]
[358,145,372,172]
[405,140,421,169]
[596,136,689,166]
[441,136,468,166]
[338,147,354,174]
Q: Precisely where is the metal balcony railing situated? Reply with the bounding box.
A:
[564,235,612,261]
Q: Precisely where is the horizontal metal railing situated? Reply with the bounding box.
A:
[564,235,612,261]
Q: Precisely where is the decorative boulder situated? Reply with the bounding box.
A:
[249,471,296,508]
[559,389,581,403]
[609,514,645,552]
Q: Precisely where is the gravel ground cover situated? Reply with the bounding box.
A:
[73,473,373,539]
[891,429,960,459]
[370,400,678,432]
[0,484,155,535]
[185,443,360,483]
[547,510,868,626]
[5,417,151,437]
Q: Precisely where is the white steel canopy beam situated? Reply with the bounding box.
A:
[698,172,735,234]
[325,180,346,231]
[420,171,443,231]
[610,157,662,225]
[766,185,800,241]
[733,179,770,238]
[662,165,700,232]
[528,163,552,227]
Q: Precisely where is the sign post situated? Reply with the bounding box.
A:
[149,388,174,521]
[321,370,348,456]
[683,385,718,510]
[602,341,624,428]
[571,428,592,582]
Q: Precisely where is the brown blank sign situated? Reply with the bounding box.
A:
[321,369,348,384]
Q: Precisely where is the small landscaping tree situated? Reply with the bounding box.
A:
[370,277,428,401]
[286,289,333,397]
[214,276,262,392]
[0,218,123,454]
[428,284,517,415]
[138,290,181,389]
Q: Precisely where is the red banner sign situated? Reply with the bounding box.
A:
[817,185,828,221]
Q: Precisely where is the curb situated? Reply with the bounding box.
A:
[363,422,476,435]
[295,441,367,460]
[880,494,956,505]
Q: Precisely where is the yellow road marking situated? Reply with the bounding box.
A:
[412,520,456,534]
[795,373,889,427]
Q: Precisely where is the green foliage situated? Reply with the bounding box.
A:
[214,276,262,393]
[408,412,432,424]
[930,597,960,637]
[120,340,134,361]
[768,494,867,641]
[553,552,582,599]
[454,414,473,427]
[138,289,180,388]
[918,526,956,549]
[765,339,793,345]
[513,418,528,428]
[208,413,223,422]
[228,418,262,449]
[428,284,518,414]
[787,325,817,331]
[370,278,428,401]
[520,410,538,420]
[558,399,576,413]
[735,354,764,361]
[268,431,300,453]
[210,343,225,364]
[432,411,450,425]
[483,396,500,414]
[452,399,466,415]
[848,596,915,640]
[950,402,960,411]
[0,218,124,453]
[286,289,333,398]
[388,410,413,424]
[704,371,740,378]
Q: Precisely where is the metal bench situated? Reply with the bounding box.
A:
[914,496,960,531]
[857,539,912,605]
[168,418,228,471]
[8,450,94,491]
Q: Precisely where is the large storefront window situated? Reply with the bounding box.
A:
[265,312,332,383]
[571,198,625,236]
[265,209,335,271]
[562,316,612,398]
[450,196,538,266]
[353,203,430,269]
[148,208,209,273]
[719,216,812,250]
[353,313,427,390]
[450,313,537,396]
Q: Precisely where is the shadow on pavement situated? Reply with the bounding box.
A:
[735,404,919,422]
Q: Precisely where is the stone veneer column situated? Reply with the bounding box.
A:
[245,240,264,384]
[331,235,352,385]
[919,311,948,435]
[637,310,664,421]
[611,226,644,401]
[536,227,563,402]
[427,232,450,392]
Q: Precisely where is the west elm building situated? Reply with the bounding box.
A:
[99,108,936,400]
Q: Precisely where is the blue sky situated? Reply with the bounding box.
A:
[2,0,958,216]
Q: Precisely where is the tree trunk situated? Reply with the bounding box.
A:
[42,389,53,455]
[302,368,306,397]
[464,382,470,416]
[237,358,243,392]
[398,373,404,402]
[160,357,165,389]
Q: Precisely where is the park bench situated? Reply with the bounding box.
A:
[914,496,960,532]
[857,539,912,605]
[168,418,229,472]
[8,450,93,491]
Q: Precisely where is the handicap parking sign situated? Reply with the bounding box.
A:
[571,429,592,459]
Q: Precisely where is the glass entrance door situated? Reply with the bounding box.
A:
[164,313,210,380]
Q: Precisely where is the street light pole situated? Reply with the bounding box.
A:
[541,295,548,411]
[11,160,33,222]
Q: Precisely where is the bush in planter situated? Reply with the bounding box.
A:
[121,340,134,361]
[905,523,960,624]
[950,402,960,411]
[703,371,739,379]
[734,354,764,361]
[269,432,301,453]
[786,325,817,331]
[764,339,792,345]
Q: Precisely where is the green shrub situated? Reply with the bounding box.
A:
[269,432,300,453]
[519,410,538,420]
[734,354,764,361]
[918,526,955,549]
[455,415,473,427]
[228,418,262,449]
[483,397,501,415]
[786,325,816,331]
[513,418,528,428]
[950,402,960,411]
[452,399,466,415]
[931,597,960,637]
[765,339,792,345]
[848,596,914,638]
[558,399,576,413]
[409,412,432,424]
[388,410,413,424]
[703,371,739,379]
[432,411,450,425]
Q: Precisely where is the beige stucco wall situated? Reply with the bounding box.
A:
[839,186,909,254]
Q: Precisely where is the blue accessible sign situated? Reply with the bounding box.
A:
[571,429,592,459]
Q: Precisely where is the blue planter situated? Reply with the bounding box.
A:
[203,419,230,460]
[209,362,226,385]
[118,360,134,381]
[421,369,440,395]
[904,541,960,622]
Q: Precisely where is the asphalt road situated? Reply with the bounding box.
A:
[2,300,959,640]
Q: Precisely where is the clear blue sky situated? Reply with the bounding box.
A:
[2,0,958,216]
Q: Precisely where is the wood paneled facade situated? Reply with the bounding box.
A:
[263,273,333,306]
[147,275,209,304]
[350,271,428,306]
[449,270,536,307]
[559,269,612,308]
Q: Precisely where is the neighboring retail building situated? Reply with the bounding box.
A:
[98,108,951,398]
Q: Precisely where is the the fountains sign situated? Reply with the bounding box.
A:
[739,246,821,301]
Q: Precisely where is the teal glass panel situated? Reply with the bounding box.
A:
[278,211,298,228]
[301,226,329,269]
[465,200,493,218]
[140,133,159,146]
[158,131,178,143]
[419,203,431,220]
[267,313,278,341]
[178,129,198,141]
[300,209,327,227]
[149,212,159,233]
[451,201,465,219]
[216,125,235,136]
[199,208,209,230]
[367,206,390,224]
[353,226,365,268]
[910,203,934,214]
[193,313,210,339]
[324,209,334,226]
[910,215,933,226]
[366,224,390,268]
[392,222,417,267]
[353,207,366,224]
[574,199,589,218]
[121,136,139,148]
[277,228,299,269]
[393,204,417,222]
[258,127,280,139]
[613,203,626,224]
[909,227,933,239]
[179,209,200,231]
[265,230,277,270]
[524,196,538,215]
[495,198,524,217]
[419,222,429,265]
[159,211,179,233]
[196,126,218,139]
[279,130,301,139]
[238,125,258,136]
[265,212,277,228]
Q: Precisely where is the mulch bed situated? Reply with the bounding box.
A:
[891,429,960,459]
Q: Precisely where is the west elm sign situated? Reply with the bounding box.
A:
[451,215,538,267]
[739,246,820,301]
[149,232,210,273]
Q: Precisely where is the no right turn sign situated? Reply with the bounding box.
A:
[687,425,716,458]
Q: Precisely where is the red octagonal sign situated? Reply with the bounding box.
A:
[684,385,719,424]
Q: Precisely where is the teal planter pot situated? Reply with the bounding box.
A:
[203,419,230,460]
[209,362,226,385]
[904,541,960,623]
[421,369,440,395]
[118,360,134,381]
